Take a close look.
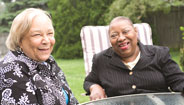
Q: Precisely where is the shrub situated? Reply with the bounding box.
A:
[180,26,184,70]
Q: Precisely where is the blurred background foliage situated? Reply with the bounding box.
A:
[48,0,114,59]
[0,0,49,32]
[0,0,184,59]
[104,0,184,23]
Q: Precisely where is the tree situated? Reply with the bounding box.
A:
[48,0,114,59]
[0,0,6,14]
[0,0,49,33]
[180,26,184,71]
[103,0,184,46]
[104,0,184,23]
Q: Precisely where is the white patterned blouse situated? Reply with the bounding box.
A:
[0,50,78,105]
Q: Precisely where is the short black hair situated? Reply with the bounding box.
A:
[110,16,133,26]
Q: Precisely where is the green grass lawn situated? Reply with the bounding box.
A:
[56,50,181,104]
[56,59,89,103]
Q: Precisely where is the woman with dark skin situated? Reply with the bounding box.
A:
[84,16,184,101]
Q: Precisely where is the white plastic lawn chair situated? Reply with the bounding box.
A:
[80,23,153,76]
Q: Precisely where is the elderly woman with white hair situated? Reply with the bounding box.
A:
[0,8,78,105]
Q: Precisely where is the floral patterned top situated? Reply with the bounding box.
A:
[0,50,78,105]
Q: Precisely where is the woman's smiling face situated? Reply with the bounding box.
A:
[109,19,138,59]
[19,14,55,62]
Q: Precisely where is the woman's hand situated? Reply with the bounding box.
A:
[89,84,107,101]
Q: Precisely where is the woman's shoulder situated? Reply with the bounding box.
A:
[144,44,170,55]
[0,51,17,68]
[92,47,114,64]
[0,51,33,76]
[0,57,26,82]
[94,47,113,59]
[148,44,168,49]
[96,47,113,56]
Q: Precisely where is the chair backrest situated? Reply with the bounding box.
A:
[80,23,153,76]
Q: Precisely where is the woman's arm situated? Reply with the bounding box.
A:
[83,54,107,100]
[160,47,184,91]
